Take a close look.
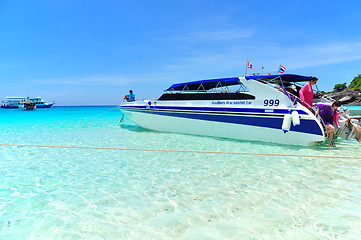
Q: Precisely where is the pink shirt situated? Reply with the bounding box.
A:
[299,82,314,109]
[333,111,339,127]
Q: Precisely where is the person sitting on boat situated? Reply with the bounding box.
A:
[315,101,341,147]
[124,90,135,102]
[299,77,318,111]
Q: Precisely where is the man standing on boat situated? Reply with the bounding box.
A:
[124,90,135,102]
[299,77,318,110]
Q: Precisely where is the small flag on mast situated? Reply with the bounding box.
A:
[247,60,255,70]
[278,65,286,74]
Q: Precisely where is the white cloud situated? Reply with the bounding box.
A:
[25,41,361,89]
[30,75,142,86]
[0,64,18,69]
[161,41,361,75]
[168,29,254,45]
[255,42,361,70]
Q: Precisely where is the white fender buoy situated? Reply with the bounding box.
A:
[282,114,292,133]
[291,111,300,126]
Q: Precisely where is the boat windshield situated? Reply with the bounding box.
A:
[246,74,314,87]
[165,77,241,91]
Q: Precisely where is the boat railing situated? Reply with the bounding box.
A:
[279,87,302,106]
[279,87,329,140]
[279,87,314,110]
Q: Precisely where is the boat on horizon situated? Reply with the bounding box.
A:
[1,96,55,109]
[18,101,36,111]
[119,74,359,146]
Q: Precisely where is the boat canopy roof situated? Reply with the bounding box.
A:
[164,74,316,91]
[165,77,240,91]
[245,74,315,82]
[5,97,25,99]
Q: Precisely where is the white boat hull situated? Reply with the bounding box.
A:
[121,108,325,146]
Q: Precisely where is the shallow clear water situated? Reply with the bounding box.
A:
[0,106,360,239]
[346,105,361,116]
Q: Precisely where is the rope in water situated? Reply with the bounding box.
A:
[0,143,359,159]
[83,106,121,118]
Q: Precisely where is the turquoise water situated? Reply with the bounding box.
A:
[0,106,360,239]
[346,105,361,116]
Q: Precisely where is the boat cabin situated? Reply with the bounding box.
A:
[158,74,321,104]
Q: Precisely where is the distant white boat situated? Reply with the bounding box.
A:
[1,96,55,109]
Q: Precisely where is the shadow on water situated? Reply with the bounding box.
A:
[119,124,152,133]
[119,124,334,152]
[120,123,346,151]
[209,135,312,151]
[212,136,352,152]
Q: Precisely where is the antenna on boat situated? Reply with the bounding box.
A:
[245,59,249,76]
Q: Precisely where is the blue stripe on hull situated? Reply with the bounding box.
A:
[0,106,19,109]
[121,105,308,115]
[36,104,54,108]
[153,106,307,115]
[125,109,323,136]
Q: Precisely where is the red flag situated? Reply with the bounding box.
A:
[247,60,255,70]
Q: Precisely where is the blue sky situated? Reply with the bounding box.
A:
[1,0,361,106]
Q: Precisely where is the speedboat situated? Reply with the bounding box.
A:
[120,74,332,146]
[1,96,54,109]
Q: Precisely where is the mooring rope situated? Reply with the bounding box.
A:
[84,106,120,118]
[0,143,359,159]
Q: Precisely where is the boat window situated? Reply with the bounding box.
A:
[208,82,249,93]
[157,92,256,101]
